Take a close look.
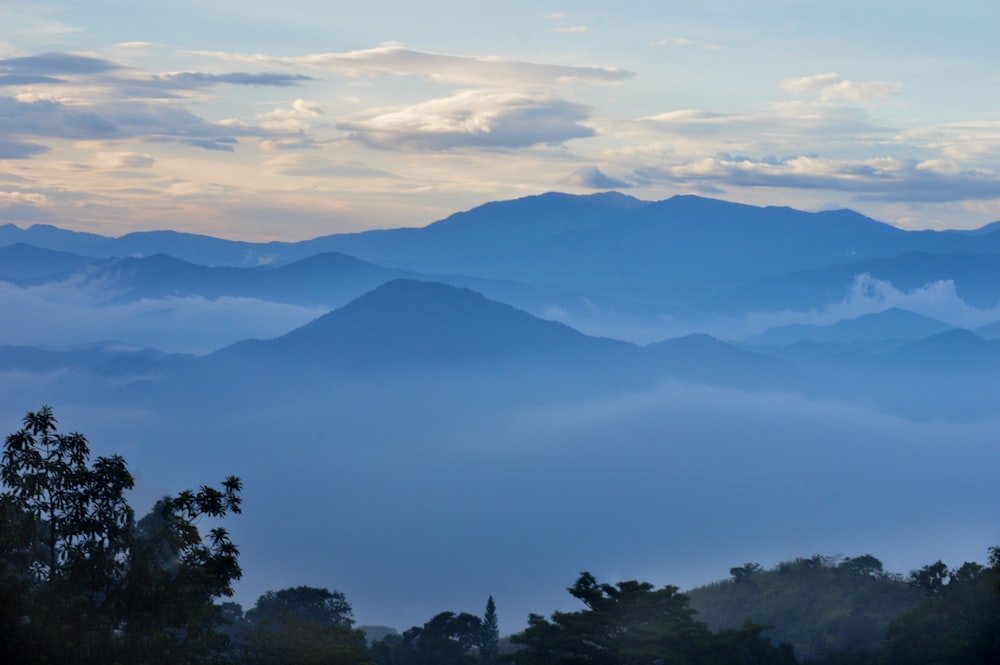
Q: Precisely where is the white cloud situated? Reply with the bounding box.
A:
[779,72,903,104]
[195,44,633,87]
[629,153,1000,203]
[257,99,325,131]
[553,26,588,34]
[648,37,721,50]
[743,274,1000,333]
[338,90,595,151]
[0,190,46,204]
[901,121,1000,162]
[97,151,155,169]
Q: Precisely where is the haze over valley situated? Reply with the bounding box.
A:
[2,192,998,633]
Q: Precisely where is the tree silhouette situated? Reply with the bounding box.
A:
[481,595,500,665]
[0,406,242,664]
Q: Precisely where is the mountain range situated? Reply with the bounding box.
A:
[2,192,998,634]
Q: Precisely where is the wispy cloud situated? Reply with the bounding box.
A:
[0,52,121,75]
[565,165,631,189]
[553,26,588,34]
[648,37,721,50]
[195,44,633,86]
[338,90,595,151]
[628,154,1000,203]
[779,72,903,104]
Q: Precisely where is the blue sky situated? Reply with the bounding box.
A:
[3,1,1000,239]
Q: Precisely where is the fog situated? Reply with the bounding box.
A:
[3,371,992,635]
[0,281,326,353]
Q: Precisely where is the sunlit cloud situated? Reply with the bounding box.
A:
[564,165,631,189]
[628,154,1000,203]
[338,90,595,151]
[194,44,633,86]
[779,72,903,104]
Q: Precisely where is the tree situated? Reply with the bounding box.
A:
[0,406,243,664]
[908,560,950,596]
[372,611,484,665]
[240,586,368,665]
[247,585,355,626]
[481,595,500,665]
[882,550,1000,665]
[508,571,795,665]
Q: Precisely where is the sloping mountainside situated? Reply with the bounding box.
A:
[7,193,1000,349]
[743,308,955,346]
[0,243,98,281]
[32,252,412,307]
[104,278,1000,421]
[686,557,923,661]
[121,280,791,411]
[213,278,634,370]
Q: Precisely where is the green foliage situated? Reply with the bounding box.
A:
[507,571,795,665]
[879,552,1000,665]
[240,585,368,665]
[686,555,922,661]
[371,610,486,665]
[0,406,242,664]
[481,595,500,665]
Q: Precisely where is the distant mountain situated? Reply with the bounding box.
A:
[291,190,649,272]
[743,308,955,346]
[881,328,1000,368]
[8,194,1000,289]
[0,243,98,281]
[41,251,412,307]
[644,333,793,388]
[210,279,634,371]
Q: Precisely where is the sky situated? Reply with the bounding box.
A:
[3,1,1000,240]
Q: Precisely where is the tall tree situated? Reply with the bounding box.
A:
[481,595,500,665]
[0,406,243,664]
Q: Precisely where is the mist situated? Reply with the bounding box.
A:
[4,371,992,636]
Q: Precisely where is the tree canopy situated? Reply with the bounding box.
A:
[508,571,796,665]
[0,406,243,664]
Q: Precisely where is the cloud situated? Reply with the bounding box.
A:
[0,281,327,354]
[779,72,903,104]
[139,71,314,89]
[0,138,49,159]
[742,274,1000,334]
[649,37,721,50]
[634,102,890,158]
[629,154,1000,203]
[565,166,631,189]
[97,152,155,169]
[196,44,633,86]
[0,74,66,86]
[553,26,588,34]
[263,154,395,179]
[901,121,1000,162]
[0,95,260,151]
[0,52,121,75]
[338,90,595,151]
[257,99,325,131]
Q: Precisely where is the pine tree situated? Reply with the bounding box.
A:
[480,595,499,665]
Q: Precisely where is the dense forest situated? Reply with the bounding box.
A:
[2,407,997,664]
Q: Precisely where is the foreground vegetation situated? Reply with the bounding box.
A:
[1,407,997,664]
